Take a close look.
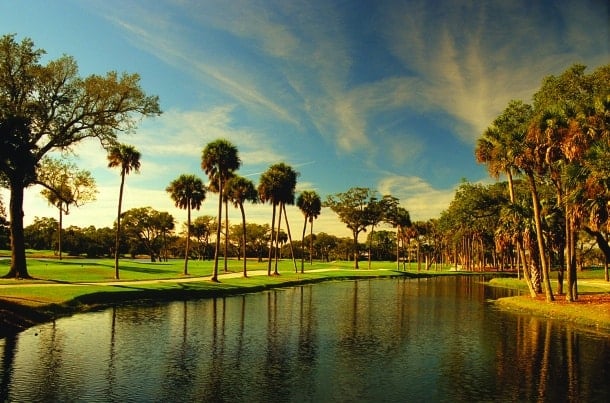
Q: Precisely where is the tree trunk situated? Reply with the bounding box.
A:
[267,202,276,276]
[239,203,247,277]
[353,231,359,269]
[528,174,554,302]
[224,199,229,272]
[5,180,30,279]
[58,203,63,261]
[282,204,298,273]
[184,205,191,275]
[368,225,375,270]
[212,178,223,282]
[274,203,283,275]
[300,216,307,273]
[114,171,126,280]
[396,227,401,270]
[309,219,314,266]
[518,239,537,297]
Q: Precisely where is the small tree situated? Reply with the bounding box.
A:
[38,157,97,260]
[325,187,376,269]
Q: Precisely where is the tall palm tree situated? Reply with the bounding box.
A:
[166,174,206,275]
[107,144,141,279]
[225,175,258,277]
[258,163,299,275]
[475,100,538,298]
[297,190,321,273]
[386,205,411,270]
[258,168,280,276]
[201,139,240,282]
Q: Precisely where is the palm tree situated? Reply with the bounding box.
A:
[225,175,258,277]
[475,100,538,298]
[107,144,141,279]
[166,174,206,275]
[201,139,241,282]
[386,206,411,270]
[258,168,280,276]
[297,191,321,273]
[41,182,71,261]
[258,163,299,275]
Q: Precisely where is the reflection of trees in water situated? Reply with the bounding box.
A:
[0,336,16,401]
[493,315,610,402]
[34,322,66,401]
[261,290,294,402]
[5,278,609,401]
[296,286,317,396]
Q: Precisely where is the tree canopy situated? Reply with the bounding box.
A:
[0,34,161,278]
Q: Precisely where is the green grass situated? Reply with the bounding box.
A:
[489,268,610,293]
[0,258,438,307]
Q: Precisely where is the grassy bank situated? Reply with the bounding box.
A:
[489,274,610,331]
[0,257,445,336]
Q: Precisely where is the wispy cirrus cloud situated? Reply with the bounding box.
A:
[380,0,609,143]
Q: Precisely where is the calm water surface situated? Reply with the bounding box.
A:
[1,276,609,402]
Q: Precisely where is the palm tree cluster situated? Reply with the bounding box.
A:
[103,137,323,281]
[475,63,610,302]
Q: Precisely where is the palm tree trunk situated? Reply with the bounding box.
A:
[274,203,283,275]
[301,216,307,273]
[282,204,298,273]
[114,171,126,280]
[396,227,400,271]
[267,203,276,276]
[368,225,374,269]
[506,169,537,297]
[527,173,554,302]
[239,203,247,277]
[309,219,314,266]
[224,199,229,272]
[212,179,222,282]
[184,205,191,275]
[353,231,359,269]
[58,203,63,261]
[566,213,578,301]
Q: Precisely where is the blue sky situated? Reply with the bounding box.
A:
[1,0,608,237]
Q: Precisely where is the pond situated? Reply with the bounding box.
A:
[0,276,608,402]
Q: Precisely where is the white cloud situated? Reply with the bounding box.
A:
[377,175,456,221]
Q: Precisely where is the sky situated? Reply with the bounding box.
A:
[0,0,608,238]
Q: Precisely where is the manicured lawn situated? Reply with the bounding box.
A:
[489,270,610,331]
[0,258,433,307]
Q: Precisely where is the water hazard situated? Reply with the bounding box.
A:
[1,276,608,401]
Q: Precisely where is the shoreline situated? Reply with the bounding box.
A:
[0,269,426,338]
[1,270,609,339]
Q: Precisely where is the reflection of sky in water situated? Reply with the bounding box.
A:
[1,277,609,402]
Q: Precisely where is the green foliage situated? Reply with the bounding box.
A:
[0,34,160,278]
[121,207,175,262]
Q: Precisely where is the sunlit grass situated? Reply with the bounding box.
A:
[0,258,429,309]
